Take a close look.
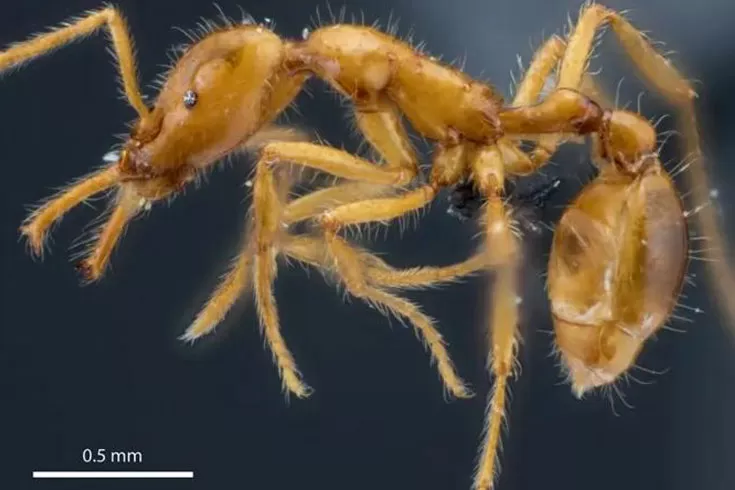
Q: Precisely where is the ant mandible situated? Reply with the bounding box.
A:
[2,3,732,489]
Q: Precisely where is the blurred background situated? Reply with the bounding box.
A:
[2,1,735,489]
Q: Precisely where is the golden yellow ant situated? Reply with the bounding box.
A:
[2,3,733,489]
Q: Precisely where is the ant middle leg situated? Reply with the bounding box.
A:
[246,98,476,398]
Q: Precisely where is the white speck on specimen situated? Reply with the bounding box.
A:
[103,150,120,163]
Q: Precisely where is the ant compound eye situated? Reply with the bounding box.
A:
[183,90,198,109]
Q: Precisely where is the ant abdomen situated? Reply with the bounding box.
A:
[547,163,688,396]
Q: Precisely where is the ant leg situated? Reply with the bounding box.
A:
[253,100,476,397]
[282,234,494,291]
[318,185,437,231]
[185,158,313,397]
[497,28,642,171]
[283,234,480,400]
[556,4,694,101]
[309,96,454,233]
[182,226,257,341]
[258,142,415,185]
[251,159,312,398]
[282,182,398,224]
[186,183,490,345]
[294,231,473,399]
[20,166,120,256]
[578,73,616,109]
[282,170,498,294]
[503,20,622,169]
[510,34,573,167]
[275,95,417,222]
[75,185,142,282]
[515,4,686,162]
[468,145,521,490]
[366,253,491,289]
[513,35,567,107]
[240,124,312,152]
[313,144,474,398]
[288,117,501,293]
[184,139,407,341]
[184,104,416,344]
[0,6,148,117]
[491,35,599,176]
[182,182,400,341]
[248,163,413,398]
[180,126,316,341]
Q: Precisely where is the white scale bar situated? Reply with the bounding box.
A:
[33,471,193,479]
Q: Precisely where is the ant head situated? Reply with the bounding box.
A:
[116,25,301,198]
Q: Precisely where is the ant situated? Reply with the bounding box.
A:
[2,3,733,489]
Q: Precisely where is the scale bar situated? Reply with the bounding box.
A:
[33,471,193,479]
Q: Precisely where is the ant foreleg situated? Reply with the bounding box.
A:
[251,158,312,398]
[182,182,398,341]
[183,240,255,342]
[0,6,148,117]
